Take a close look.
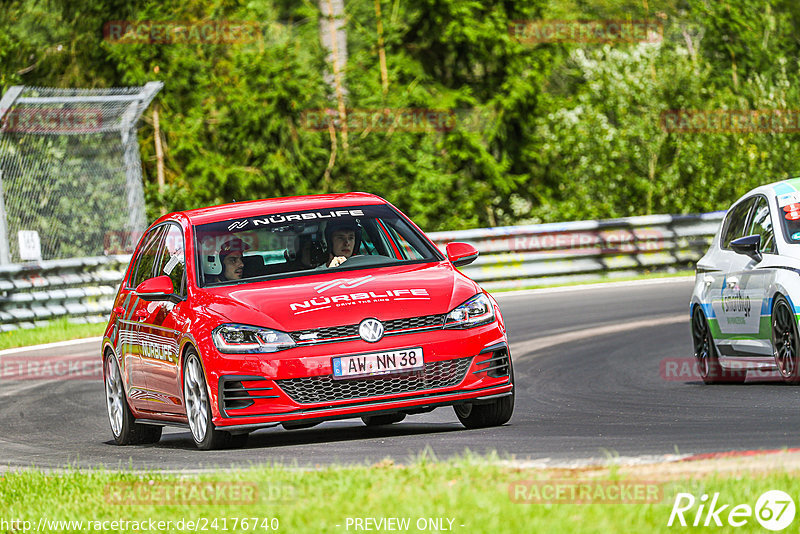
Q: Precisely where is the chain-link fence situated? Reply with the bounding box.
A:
[0,83,162,264]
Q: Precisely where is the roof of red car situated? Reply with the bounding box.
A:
[177,192,387,225]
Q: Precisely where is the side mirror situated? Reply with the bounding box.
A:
[446,242,479,267]
[135,275,179,303]
[730,234,762,263]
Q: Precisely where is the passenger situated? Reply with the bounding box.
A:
[209,237,249,282]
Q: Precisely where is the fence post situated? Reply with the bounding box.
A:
[121,81,163,241]
[0,86,25,265]
[0,169,10,265]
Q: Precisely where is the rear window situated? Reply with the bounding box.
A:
[194,204,442,287]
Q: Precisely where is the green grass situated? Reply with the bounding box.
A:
[1,454,796,533]
[0,317,105,351]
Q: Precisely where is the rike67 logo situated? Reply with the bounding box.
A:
[668,490,796,531]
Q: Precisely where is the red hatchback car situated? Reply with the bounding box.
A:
[102,193,514,449]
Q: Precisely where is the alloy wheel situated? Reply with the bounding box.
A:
[105,356,124,437]
[772,298,799,381]
[184,355,209,442]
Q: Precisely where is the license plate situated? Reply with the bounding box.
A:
[332,347,424,379]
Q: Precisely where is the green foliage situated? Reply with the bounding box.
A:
[0,317,104,350]
[3,0,800,231]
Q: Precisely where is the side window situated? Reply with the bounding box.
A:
[721,198,755,249]
[381,220,424,260]
[154,224,186,296]
[129,226,167,288]
[390,228,424,259]
[748,197,776,254]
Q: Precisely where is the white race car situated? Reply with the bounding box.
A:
[691,178,800,383]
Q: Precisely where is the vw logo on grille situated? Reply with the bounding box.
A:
[359,318,384,343]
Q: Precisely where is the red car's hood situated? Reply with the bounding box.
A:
[197,262,480,331]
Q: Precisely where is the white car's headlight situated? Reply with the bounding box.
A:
[444,293,495,329]
[212,324,296,353]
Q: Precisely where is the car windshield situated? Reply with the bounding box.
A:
[777,195,800,244]
[195,204,441,286]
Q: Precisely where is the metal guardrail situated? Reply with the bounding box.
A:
[0,255,130,331]
[0,212,725,330]
[428,212,724,291]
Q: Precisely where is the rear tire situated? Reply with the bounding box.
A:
[362,413,406,427]
[691,306,746,384]
[772,295,800,383]
[104,353,162,445]
[454,363,515,429]
[183,349,242,450]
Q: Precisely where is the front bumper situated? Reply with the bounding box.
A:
[204,323,512,429]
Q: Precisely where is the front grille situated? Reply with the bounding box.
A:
[291,323,359,342]
[275,357,472,404]
[384,314,445,331]
[290,314,446,343]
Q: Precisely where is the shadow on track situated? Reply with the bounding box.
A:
[115,421,469,451]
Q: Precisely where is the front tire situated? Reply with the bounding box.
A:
[772,296,800,383]
[454,364,514,429]
[183,349,246,449]
[691,306,746,384]
[104,353,162,445]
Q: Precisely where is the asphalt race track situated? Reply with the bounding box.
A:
[3,277,800,471]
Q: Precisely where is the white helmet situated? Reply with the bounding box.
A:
[202,237,250,276]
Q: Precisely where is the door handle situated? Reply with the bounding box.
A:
[134,309,148,320]
[726,277,739,288]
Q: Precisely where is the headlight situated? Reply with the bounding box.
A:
[212,324,296,353]
[444,293,495,329]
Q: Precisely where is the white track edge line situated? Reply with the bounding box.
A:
[0,336,103,356]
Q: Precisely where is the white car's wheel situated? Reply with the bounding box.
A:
[692,307,721,384]
[772,296,800,383]
[691,306,745,384]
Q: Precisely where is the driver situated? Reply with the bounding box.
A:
[325,219,361,268]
